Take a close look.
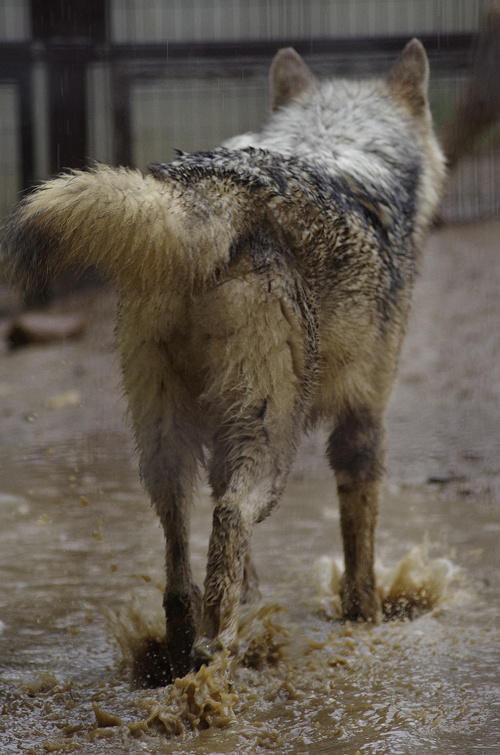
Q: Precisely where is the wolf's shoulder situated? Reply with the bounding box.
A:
[149,146,414,244]
[151,146,318,183]
[149,147,383,209]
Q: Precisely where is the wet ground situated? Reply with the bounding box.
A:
[0,220,499,754]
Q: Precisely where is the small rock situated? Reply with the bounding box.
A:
[7,313,86,348]
[45,390,82,409]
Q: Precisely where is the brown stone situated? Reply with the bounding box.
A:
[7,313,86,348]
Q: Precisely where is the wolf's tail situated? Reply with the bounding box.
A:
[1,164,244,295]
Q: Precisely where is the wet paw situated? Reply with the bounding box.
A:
[191,638,224,670]
[340,577,381,623]
[164,586,202,679]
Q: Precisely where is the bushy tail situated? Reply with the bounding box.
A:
[1,164,242,295]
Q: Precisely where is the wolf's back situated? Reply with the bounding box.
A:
[1,164,241,295]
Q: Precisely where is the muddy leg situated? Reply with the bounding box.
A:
[160,491,202,680]
[192,411,295,667]
[136,413,202,680]
[118,325,206,682]
[194,501,251,664]
[327,410,384,622]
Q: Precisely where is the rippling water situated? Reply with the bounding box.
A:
[0,430,498,754]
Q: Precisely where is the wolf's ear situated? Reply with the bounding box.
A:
[270,48,316,111]
[387,38,429,117]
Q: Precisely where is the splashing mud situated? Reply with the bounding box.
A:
[80,542,462,750]
[137,654,238,736]
[105,594,171,689]
[105,600,290,736]
[0,436,499,755]
[1,487,499,755]
[0,434,499,754]
[314,541,458,621]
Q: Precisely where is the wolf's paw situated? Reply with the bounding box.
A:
[340,576,381,623]
[164,586,202,679]
[191,637,224,670]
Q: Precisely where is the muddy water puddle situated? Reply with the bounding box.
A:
[1,434,499,754]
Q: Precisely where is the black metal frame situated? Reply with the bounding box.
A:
[0,45,35,188]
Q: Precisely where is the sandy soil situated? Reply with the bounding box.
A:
[1,219,500,503]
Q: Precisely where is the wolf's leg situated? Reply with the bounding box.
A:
[192,407,297,666]
[120,332,203,681]
[327,409,384,622]
[184,251,314,665]
[138,417,202,680]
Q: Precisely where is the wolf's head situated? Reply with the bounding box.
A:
[269,40,431,117]
[260,40,446,243]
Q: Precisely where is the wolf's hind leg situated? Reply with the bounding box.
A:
[327,409,384,622]
[192,406,298,667]
[140,430,202,679]
[187,258,313,665]
[126,363,203,681]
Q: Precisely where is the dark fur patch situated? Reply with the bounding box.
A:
[327,410,385,483]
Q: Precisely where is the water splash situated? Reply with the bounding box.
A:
[313,541,458,620]
[138,653,238,736]
[378,543,457,619]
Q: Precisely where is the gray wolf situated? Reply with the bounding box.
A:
[0,40,445,682]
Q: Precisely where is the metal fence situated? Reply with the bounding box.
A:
[0,0,497,223]
[110,0,484,41]
[0,1,488,42]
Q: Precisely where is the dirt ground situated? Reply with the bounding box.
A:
[1,218,499,502]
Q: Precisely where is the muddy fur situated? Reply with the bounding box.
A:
[1,41,445,680]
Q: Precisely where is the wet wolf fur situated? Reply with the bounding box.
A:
[1,41,445,681]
